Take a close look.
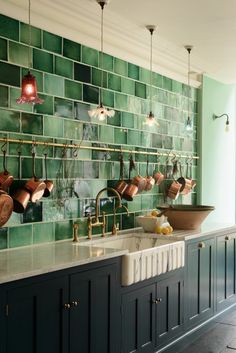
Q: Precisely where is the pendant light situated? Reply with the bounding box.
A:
[17,0,43,105]
[144,25,159,127]
[88,0,115,121]
[184,45,193,131]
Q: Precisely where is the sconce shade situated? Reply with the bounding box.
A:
[88,103,115,121]
[16,71,43,104]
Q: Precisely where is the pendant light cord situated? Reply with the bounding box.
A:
[187,47,191,120]
[149,29,153,114]
[100,3,104,105]
[28,0,32,71]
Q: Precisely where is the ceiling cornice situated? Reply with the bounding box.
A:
[1,0,202,87]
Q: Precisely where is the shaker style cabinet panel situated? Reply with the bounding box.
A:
[69,263,120,353]
[185,238,214,329]
[3,276,69,353]
[121,284,156,353]
[156,274,184,348]
[216,233,236,312]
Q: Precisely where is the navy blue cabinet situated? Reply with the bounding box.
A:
[121,270,184,353]
[0,258,120,353]
[216,233,236,312]
[185,237,214,329]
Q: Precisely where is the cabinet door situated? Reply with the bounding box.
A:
[4,276,69,353]
[121,284,155,353]
[70,263,119,353]
[216,234,236,311]
[156,274,184,348]
[185,238,214,328]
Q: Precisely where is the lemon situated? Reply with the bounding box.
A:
[168,226,173,233]
[155,226,162,234]
[161,227,170,235]
[151,209,159,217]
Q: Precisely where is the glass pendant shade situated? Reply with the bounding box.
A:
[17,71,43,104]
[185,116,192,131]
[88,103,115,121]
[144,111,160,127]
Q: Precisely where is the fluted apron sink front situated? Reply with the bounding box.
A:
[80,234,185,286]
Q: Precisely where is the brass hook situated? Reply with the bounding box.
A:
[1,139,7,153]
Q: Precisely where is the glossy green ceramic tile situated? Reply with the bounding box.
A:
[114,93,128,110]
[83,84,99,104]
[141,194,153,210]
[44,73,64,96]
[99,162,112,179]
[128,63,139,80]
[21,156,42,178]
[108,73,121,91]
[9,87,31,112]
[54,97,73,118]
[64,119,83,140]
[107,111,121,126]
[121,77,135,96]
[82,45,98,67]
[64,199,80,219]
[0,228,7,250]
[140,67,151,84]
[153,73,163,88]
[43,201,64,222]
[127,195,141,212]
[74,102,90,122]
[127,130,141,146]
[163,76,172,91]
[0,62,20,87]
[55,220,73,241]
[0,85,8,108]
[100,53,113,71]
[0,14,19,41]
[74,63,91,83]
[114,128,127,145]
[44,115,64,138]
[63,38,81,61]
[172,80,182,94]
[121,212,134,229]
[101,89,114,108]
[55,56,73,79]
[162,135,173,149]
[9,225,33,248]
[43,31,62,54]
[0,38,7,60]
[83,123,98,141]
[23,203,42,223]
[44,159,61,179]
[83,161,99,178]
[99,125,114,143]
[92,68,107,88]
[114,58,127,76]
[0,108,20,132]
[22,112,43,135]
[64,79,82,100]
[122,112,134,128]
[135,82,146,99]
[141,131,152,147]
[33,222,54,244]
[151,134,162,148]
[33,48,53,73]
[20,23,41,48]
[64,160,83,179]
[34,94,54,115]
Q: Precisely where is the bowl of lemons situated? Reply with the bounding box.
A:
[136,210,173,235]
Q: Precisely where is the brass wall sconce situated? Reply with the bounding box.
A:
[213,113,230,132]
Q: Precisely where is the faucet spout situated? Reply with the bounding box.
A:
[112,203,129,236]
[94,187,122,223]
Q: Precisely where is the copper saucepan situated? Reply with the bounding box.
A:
[177,161,192,195]
[43,153,53,197]
[167,159,181,200]
[144,157,155,191]
[132,174,147,192]
[115,154,128,196]
[123,154,138,201]
[0,150,14,191]
[0,188,13,226]
[153,154,164,186]
[25,152,46,202]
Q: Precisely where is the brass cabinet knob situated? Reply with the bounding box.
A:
[71,300,79,307]
[156,298,162,303]
[152,298,162,304]
[198,242,205,249]
[152,299,158,304]
[225,235,230,241]
[63,303,71,310]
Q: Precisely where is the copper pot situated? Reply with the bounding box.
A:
[12,187,30,213]
[0,150,14,191]
[153,156,164,185]
[144,158,155,191]
[114,154,128,196]
[177,176,192,195]
[24,152,46,202]
[167,180,182,200]
[43,153,53,197]
[123,154,138,201]
[0,189,13,226]
[132,175,147,192]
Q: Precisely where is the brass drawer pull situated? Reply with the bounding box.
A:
[152,298,162,304]
[156,298,162,303]
[198,242,205,249]
[63,303,71,310]
[71,300,79,307]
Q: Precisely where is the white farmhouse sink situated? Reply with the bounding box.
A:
[79,233,185,286]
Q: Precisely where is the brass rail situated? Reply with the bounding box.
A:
[0,137,199,160]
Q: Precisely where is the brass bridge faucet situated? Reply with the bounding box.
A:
[87,187,127,239]
[112,204,129,236]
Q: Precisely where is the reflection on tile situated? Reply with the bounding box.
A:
[23,202,43,223]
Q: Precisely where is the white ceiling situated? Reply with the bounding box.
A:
[2,0,236,84]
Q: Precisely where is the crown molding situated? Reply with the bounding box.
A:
[1,0,202,87]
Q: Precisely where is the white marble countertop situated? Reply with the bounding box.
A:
[0,222,235,285]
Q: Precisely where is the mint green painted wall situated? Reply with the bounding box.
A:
[200,75,236,223]
[0,14,198,249]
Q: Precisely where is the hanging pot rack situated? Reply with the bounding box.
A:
[0,137,199,160]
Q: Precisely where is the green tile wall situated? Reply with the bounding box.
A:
[0,14,198,249]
